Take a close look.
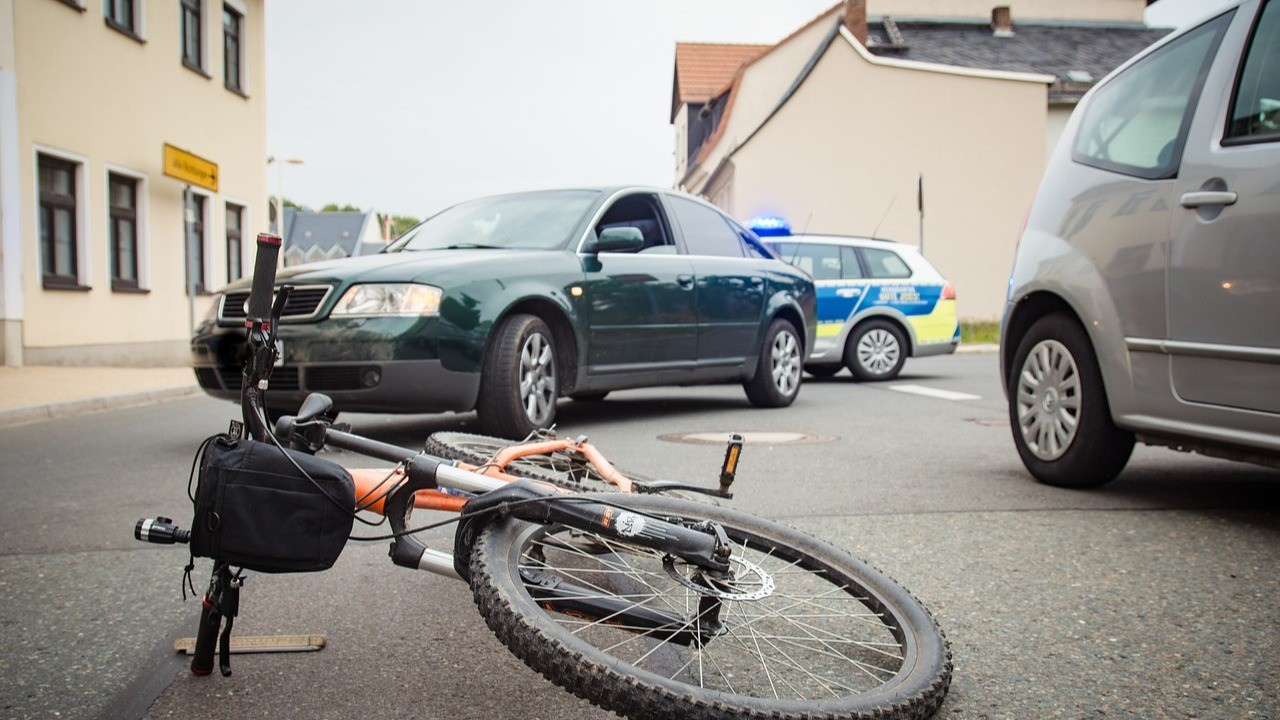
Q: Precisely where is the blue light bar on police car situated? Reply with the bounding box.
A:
[747,216,791,237]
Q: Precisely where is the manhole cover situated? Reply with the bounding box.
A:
[659,431,836,445]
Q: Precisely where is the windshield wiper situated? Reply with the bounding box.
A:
[443,243,504,250]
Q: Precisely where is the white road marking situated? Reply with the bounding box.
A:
[888,384,981,401]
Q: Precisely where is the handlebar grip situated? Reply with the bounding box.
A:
[190,597,221,676]
[245,233,283,324]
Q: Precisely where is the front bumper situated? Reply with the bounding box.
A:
[191,319,482,414]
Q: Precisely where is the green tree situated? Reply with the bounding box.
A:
[320,202,361,212]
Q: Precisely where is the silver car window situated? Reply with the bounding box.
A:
[1072,13,1231,179]
[1227,0,1280,143]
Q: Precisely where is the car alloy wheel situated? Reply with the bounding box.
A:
[857,328,901,375]
[519,331,557,427]
[1014,338,1082,462]
[770,328,802,397]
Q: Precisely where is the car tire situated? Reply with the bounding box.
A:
[1007,313,1134,488]
[846,319,907,381]
[743,318,803,408]
[477,314,559,439]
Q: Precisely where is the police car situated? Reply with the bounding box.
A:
[753,219,959,381]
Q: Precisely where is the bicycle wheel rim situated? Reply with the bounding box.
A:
[469,494,950,720]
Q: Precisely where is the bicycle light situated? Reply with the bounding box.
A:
[135,517,191,545]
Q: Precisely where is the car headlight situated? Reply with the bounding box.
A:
[330,283,443,317]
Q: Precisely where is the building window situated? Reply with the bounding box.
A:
[109,173,140,291]
[181,0,205,74]
[104,0,140,40]
[226,202,243,282]
[223,4,244,94]
[185,192,206,294]
[38,154,82,289]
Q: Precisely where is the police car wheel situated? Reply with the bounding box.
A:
[847,320,906,381]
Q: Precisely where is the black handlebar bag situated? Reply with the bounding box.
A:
[190,434,355,573]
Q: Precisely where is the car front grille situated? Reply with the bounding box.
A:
[216,366,301,392]
[203,365,376,393]
[218,285,333,323]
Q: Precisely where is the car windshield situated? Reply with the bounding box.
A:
[389,190,598,252]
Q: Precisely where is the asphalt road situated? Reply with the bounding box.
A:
[2,352,1277,720]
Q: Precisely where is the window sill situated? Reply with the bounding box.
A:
[53,0,85,12]
[105,18,146,44]
[182,59,212,79]
[225,83,249,100]
[111,281,150,294]
[43,279,92,292]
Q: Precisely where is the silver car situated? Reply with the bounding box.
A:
[1000,0,1280,487]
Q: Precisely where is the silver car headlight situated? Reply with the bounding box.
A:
[330,283,443,317]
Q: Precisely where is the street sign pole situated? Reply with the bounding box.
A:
[917,173,925,256]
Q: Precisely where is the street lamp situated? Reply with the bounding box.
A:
[266,155,304,241]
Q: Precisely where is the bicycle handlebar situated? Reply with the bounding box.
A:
[245,233,281,327]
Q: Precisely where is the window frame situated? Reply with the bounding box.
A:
[222,3,245,95]
[180,0,208,76]
[36,149,90,291]
[104,0,144,42]
[184,189,212,295]
[1071,13,1232,180]
[1224,0,1280,146]
[225,200,244,283]
[106,171,145,292]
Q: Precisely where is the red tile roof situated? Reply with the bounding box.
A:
[673,43,769,104]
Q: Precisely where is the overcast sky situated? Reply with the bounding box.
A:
[264,0,1234,220]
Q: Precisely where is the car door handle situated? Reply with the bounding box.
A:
[677,275,695,289]
[1180,190,1238,208]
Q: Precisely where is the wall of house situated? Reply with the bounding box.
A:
[6,0,266,365]
[681,6,840,194]
[731,32,1048,320]
[868,0,1146,23]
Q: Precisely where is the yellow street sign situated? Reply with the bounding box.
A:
[163,144,219,192]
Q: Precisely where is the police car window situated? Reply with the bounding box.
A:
[796,244,841,280]
[667,196,745,258]
[1071,14,1229,179]
[1227,0,1280,143]
[841,247,865,279]
[861,248,912,279]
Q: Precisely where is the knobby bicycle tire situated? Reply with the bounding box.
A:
[468,493,951,720]
[426,432,715,502]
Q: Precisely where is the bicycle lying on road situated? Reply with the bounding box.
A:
[135,232,952,720]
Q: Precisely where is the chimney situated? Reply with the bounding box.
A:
[991,6,1014,37]
[843,0,868,46]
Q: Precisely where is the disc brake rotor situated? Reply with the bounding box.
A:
[662,554,775,601]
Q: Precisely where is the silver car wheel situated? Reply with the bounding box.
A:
[857,328,901,374]
[770,328,801,396]
[519,332,556,426]
[1015,339,1082,461]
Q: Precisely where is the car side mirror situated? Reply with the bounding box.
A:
[591,227,644,254]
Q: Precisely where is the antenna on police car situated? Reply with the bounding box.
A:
[871,192,898,239]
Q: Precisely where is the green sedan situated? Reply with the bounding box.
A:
[191,187,816,437]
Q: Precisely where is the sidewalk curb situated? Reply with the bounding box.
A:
[0,384,201,429]
[956,343,998,354]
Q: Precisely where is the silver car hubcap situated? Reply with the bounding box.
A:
[857,328,900,375]
[1016,339,1081,461]
[519,332,556,425]
[771,330,801,396]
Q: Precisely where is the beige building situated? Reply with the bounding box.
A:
[0,0,266,366]
[673,0,1167,320]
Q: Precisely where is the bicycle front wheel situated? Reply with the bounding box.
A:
[468,494,951,720]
